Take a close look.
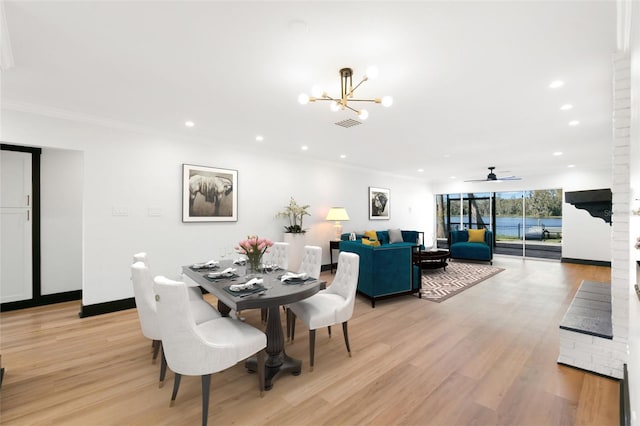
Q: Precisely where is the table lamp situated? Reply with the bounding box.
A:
[326,207,350,240]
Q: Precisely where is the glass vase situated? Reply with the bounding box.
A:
[246,255,263,276]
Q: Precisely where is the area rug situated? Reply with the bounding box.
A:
[420,261,504,302]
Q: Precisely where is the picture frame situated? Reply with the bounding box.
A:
[369,186,390,220]
[182,164,238,222]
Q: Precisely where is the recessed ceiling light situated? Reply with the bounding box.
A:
[553,151,563,156]
[255,135,264,142]
[568,164,576,168]
[301,145,308,151]
[340,154,346,159]
[568,120,580,126]
[560,104,573,111]
[443,154,451,158]
[449,176,456,179]
[417,168,424,173]
[549,80,564,89]
[185,121,195,127]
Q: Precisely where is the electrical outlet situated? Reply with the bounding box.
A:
[112,206,129,216]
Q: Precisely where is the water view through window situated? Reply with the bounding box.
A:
[436,189,562,260]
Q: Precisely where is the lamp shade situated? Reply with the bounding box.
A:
[326,207,350,221]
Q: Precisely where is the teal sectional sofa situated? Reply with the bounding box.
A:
[339,229,423,307]
[449,229,493,264]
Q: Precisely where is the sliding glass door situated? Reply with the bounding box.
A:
[436,189,562,260]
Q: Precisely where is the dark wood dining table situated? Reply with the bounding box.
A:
[182,261,325,390]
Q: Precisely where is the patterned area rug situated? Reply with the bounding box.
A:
[420,261,504,302]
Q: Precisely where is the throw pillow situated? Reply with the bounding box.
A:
[362,238,380,247]
[388,228,404,243]
[364,230,379,244]
[467,228,486,243]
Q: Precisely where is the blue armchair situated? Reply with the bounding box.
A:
[449,229,493,264]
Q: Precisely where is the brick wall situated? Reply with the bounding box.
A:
[558,52,631,379]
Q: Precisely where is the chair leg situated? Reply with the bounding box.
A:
[159,348,168,387]
[170,373,182,406]
[152,340,161,362]
[342,321,352,357]
[201,374,211,426]
[309,329,316,371]
[257,349,265,397]
[285,308,291,341]
[290,311,296,342]
[328,325,331,338]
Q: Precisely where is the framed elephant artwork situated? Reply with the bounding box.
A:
[369,186,390,220]
[182,164,238,222]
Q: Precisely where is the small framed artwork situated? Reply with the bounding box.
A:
[183,164,238,222]
[369,186,390,220]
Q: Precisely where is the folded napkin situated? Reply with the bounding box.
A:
[280,272,308,282]
[207,267,236,278]
[229,278,263,292]
[192,259,219,269]
[233,258,247,265]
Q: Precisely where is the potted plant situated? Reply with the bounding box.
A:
[276,197,311,234]
[276,197,311,271]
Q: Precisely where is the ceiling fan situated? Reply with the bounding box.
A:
[464,167,522,182]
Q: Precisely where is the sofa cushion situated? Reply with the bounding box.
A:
[376,231,389,245]
[362,238,380,247]
[468,228,485,243]
[364,230,380,244]
[388,228,404,243]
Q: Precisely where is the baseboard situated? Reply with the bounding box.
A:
[79,297,136,318]
[0,290,82,312]
[561,257,611,267]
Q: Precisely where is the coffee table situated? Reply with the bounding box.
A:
[413,249,450,272]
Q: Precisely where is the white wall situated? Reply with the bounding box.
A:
[0,109,432,306]
[626,0,640,422]
[431,168,613,262]
[40,148,83,294]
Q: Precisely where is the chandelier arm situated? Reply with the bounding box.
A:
[343,104,359,113]
[347,78,367,98]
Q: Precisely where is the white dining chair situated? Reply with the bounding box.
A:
[153,276,266,426]
[285,245,322,339]
[271,242,289,271]
[287,251,360,370]
[298,245,322,278]
[131,262,221,384]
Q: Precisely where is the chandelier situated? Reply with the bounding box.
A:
[298,67,393,120]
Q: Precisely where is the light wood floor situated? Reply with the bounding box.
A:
[0,256,618,425]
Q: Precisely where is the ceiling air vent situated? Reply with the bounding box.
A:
[335,118,362,128]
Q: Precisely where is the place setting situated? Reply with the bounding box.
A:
[278,272,311,284]
[189,259,220,271]
[223,277,267,298]
[204,267,239,281]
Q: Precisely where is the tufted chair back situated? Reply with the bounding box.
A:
[271,242,289,270]
[324,251,360,324]
[298,245,322,279]
[153,276,232,375]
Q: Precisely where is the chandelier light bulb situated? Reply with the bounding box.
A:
[311,86,323,98]
[330,101,340,112]
[365,66,379,79]
[382,96,393,107]
[358,109,369,120]
[298,93,310,105]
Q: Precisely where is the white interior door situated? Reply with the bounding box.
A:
[1,150,33,303]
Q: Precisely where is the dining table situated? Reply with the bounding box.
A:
[182,260,325,390]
